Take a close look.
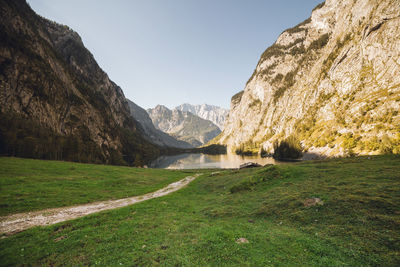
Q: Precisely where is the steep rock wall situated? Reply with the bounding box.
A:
[216,0,400,156]
[0,0,158,165]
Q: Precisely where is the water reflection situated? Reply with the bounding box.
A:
[149,153,277,169]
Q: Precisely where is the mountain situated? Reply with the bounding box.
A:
[147,105,221,147]
[215,0,400,157]
[127,99,192,148]
[0,0,159,166]
[175,103,229,130]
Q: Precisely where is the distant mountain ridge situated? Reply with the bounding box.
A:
[147,105,221,147]
[175,103,229,130]
[127,99,192,149]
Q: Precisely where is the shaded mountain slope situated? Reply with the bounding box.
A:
[0,0,159,165]
[127,99,192,149]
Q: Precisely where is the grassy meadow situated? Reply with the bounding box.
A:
[0,157,198,216]
[0,155,399,266]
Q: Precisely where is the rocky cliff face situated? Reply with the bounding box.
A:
[216,0,400,156]
[127,99,192,148]
[175,103,229,130]
[0,0,158,165]
[147,105,221,147]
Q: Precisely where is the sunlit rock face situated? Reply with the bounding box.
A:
[215,0,400,156]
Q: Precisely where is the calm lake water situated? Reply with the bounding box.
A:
[149,153,278,169]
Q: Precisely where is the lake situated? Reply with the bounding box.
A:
[149,153,278,169]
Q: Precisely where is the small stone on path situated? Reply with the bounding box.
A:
[236,238,249,244]
[54,235,67,242]
[304,198,324,207]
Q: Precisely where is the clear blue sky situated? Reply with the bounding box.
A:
[27,0,322,109]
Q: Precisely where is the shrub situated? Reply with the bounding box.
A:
[342,133,358,150]
[289,44,306,55]
[230,180,254,193]
[285,18,311,34]
[260,147,270,157]
[284,70,296,87]
[271,73,284,84]
[230,166,281,193]
[273,86,287,102]
[260,44,285,62]
[312,2,325,12]
[273,66,302,102]
[197,144,227,155]
[364,137,380,151]
[235,141,259,156]
[260,62,278,78]
[379,134,393,154]
[249,98,262,109]
[235,146,257,156]
[309,33,330,51]
[273,136,303,160]
[231,90,244,103]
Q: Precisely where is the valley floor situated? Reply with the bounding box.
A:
[0,156,399,266]
[0,173,201,235]
[0,157,196,216]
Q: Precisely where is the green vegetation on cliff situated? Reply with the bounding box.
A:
[0,112,159,166]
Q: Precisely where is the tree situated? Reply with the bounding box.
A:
[273,136,303,160]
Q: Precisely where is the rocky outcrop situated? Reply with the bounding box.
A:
[147,105,221,147]
[216,0,400,156]
[175,103,229,130]
[0,0,159,165]
[127,99,192,148]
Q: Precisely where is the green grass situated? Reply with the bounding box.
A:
[1,155,399,266]
[0,157,198,216]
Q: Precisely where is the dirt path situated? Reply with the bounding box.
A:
[0,173,202,236]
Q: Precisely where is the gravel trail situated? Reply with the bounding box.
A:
[0,173,201,236]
